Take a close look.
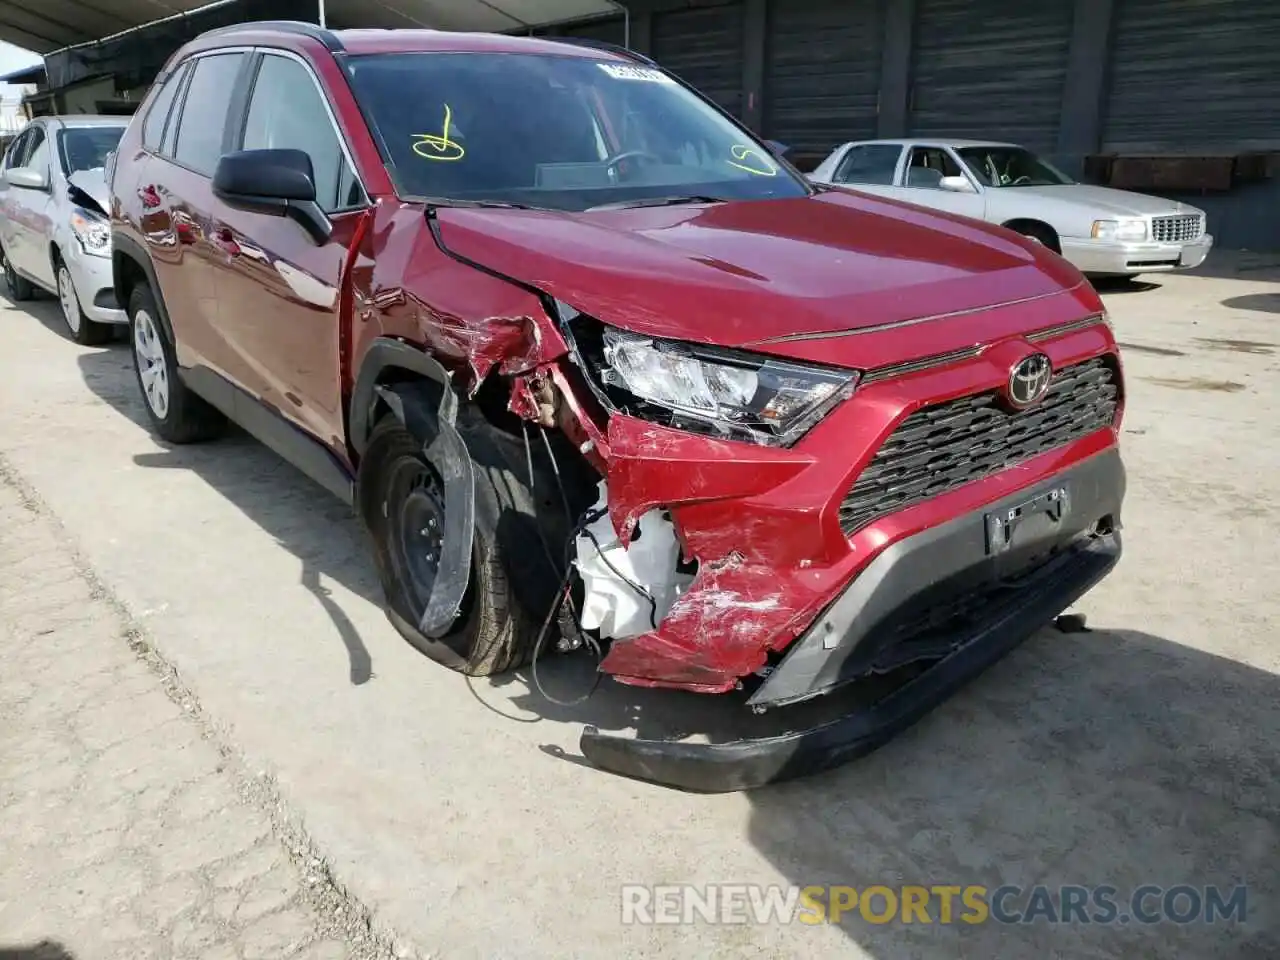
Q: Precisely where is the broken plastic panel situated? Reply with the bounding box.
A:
[573,481,694,640]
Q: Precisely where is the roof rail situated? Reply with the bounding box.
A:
[546,36,657,67]
[198,20,344,52]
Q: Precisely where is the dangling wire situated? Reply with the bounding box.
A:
[523,420,603,705]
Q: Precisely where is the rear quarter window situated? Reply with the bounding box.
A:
[172,52,246,176]
[143,62,189,152]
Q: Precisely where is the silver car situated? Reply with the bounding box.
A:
[809,138,1213,278]
[0,115,130,343]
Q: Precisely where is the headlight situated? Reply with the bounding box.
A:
[1091,218,1147,242]
[70,207,111,257]
[594,326,858,447]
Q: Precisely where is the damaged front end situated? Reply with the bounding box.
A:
[496,297,1124,792]
[412,216,1126,793]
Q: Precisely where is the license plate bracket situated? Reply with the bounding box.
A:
[985,486,1070,556]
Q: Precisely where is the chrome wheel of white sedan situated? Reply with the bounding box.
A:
[134,307,170,420]
[55,260,112,345]
[57,264,82,336]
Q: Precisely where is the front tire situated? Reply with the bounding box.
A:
[1014,223,1061,254]
[360,411,560,676]
[128,283,226,443]
[56,258,112,346]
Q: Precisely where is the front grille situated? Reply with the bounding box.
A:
[838,356,1119,536]
[1151,214,1202,243]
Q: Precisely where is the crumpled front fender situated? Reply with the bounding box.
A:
[368,381,475,639]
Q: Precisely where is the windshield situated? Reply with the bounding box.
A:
[343,52,809,210]
[954,146,1074,187]
[57,125,126,177]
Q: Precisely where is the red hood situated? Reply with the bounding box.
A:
[433,189,1084,348]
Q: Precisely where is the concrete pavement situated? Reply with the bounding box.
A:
[0,470,394,959]
[1,259,1278,958]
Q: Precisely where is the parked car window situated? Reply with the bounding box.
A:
[23,127,50,178]
[4,128,31,169]
[955,146,1074,188]
[173,53,246,176]
[161,65,193,159]
[143,62,188,152]
[342,52,810,211]
[833,144,902,185]
[58,126,126,177]
[241,54,363,213]
[903,147,962,189]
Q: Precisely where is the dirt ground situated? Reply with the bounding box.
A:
[1,255,1277,959]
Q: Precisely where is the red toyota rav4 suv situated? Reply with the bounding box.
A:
[109,21,1125,792]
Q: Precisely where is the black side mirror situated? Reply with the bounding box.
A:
[213,148,331,244]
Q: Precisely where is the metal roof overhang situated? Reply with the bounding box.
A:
[0,0,627,53]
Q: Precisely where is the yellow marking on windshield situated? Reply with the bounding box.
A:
[727,144,777,177]
[411,104,465,162]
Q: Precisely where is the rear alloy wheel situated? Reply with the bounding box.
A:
[133,307,171,420]
[57,261,111,345]
[1,244,33,301]
[127,283,226,444]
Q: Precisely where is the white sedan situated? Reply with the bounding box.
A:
[808,138,1213,278]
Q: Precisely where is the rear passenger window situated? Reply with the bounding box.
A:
[143,62,188,152]
[904,147,963,189]
[835,145,904,186]
[173,53,245,176]
[241,54,363,213]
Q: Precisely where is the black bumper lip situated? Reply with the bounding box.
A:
[581,533,1120,793]
[579,451,1125,794]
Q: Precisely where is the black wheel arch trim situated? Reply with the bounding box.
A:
[111,232,175,342]
[580,531,1121,793]
[352,344,475,640]
[1002,219,1061,250]
[348,337,457,459]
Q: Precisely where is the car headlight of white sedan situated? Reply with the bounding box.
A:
[1091,218,1148,243]
[69,206,112,258]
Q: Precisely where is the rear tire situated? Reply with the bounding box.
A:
[127,283,226,443]
[2,243,34,301]
[56,257,112,346]
[360,409,562,676]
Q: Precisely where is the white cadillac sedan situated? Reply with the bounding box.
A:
[808,138,1213,278]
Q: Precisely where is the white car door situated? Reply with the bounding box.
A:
[894,145,986,221]
[7,124,57,287]
[818,142,905,199]
[0,128,31,270]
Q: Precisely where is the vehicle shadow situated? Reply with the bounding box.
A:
[69,334,380,687]
[1222,293,1280,315]
[11,285,129,345]
[743,627,1280,959]
[0,942,77,960]
[1188,251,1280,282]
[1089,276,1162,295]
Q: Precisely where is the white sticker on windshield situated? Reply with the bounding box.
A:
[597,63,674,84]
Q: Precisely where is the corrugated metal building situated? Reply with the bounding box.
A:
[4,0,1275,248]
[540,0,1280,251]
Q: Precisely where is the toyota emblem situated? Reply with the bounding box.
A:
[1006,353,1053,409]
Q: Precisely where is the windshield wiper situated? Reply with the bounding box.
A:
[421,197,540,210]
[585,195,726,212]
